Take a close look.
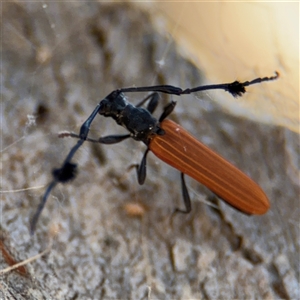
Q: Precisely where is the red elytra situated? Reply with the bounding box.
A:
[149,119,270,215]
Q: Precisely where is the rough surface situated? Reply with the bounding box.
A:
[1,2,299,299]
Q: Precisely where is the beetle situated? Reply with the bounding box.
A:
[30,71,279,234]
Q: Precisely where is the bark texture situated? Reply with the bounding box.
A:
[1,2,299,299]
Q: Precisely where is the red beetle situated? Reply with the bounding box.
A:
[30,72,279,233]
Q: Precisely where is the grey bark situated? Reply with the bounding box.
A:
[1,2,299,299]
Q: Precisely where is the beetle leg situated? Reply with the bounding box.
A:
[98,134,131,144]
[135,93,159,114]
[137,148,150,185]
[159,101,177,122]
[175,172,192,214]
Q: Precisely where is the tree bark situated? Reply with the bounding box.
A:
[1,2,299,299]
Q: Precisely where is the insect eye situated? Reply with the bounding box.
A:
[99,100,109,114]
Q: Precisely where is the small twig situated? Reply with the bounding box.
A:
[0,243,52,275]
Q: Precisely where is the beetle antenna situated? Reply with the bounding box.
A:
[181,71,279,97]
[119,71,279,98]
[30,181,57,235]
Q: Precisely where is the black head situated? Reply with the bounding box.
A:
[99,91,128,118]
